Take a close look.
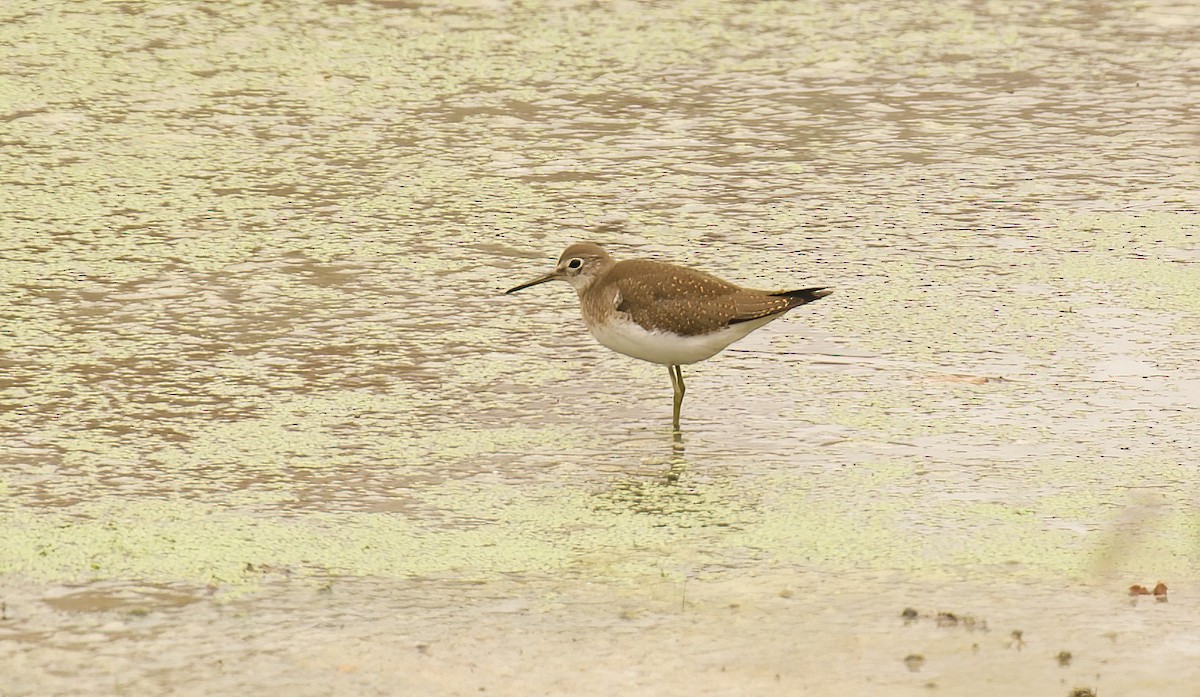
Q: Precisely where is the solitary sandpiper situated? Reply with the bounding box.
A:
[506,242,832,431]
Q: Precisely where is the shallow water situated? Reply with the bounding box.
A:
[2,0,1199,694]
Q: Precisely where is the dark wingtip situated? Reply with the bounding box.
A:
[774,286,833,306]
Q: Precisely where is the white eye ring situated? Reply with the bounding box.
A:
[567,258,583,270]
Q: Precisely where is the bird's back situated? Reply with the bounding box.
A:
[587,259,819,337]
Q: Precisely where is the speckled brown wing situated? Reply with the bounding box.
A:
[604,260,795,336]
[731,287,832,324]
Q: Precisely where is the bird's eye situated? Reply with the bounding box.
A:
[567,258,583,270]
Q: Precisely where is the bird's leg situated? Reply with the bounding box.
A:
[667,365,678,424]
[669,364,686,431]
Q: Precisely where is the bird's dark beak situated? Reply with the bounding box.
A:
[505,270,562,294]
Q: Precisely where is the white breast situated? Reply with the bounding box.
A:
[587,314,781,365]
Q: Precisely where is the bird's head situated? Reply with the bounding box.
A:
[505,242,613,296]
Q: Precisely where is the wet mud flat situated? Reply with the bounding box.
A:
[2,571,1196,696]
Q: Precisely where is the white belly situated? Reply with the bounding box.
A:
[587,315,780,365]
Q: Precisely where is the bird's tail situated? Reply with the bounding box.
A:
[772,287,833,309]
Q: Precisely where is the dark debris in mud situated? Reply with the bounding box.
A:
[899,607,989,632]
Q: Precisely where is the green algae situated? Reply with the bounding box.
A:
[6,448,1196,587]
[1036,212,1200,318]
